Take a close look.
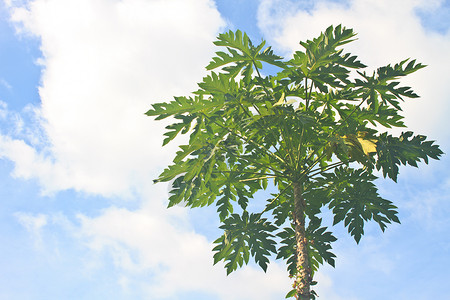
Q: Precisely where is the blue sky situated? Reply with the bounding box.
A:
[0,0,449,299]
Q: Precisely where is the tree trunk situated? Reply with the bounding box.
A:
[293,181,311,299]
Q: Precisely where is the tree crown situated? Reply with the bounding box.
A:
[146,25,442,298]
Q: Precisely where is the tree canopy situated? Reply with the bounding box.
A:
[146,25,443,299]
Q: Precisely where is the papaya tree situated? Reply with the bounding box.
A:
[145,25,442,299]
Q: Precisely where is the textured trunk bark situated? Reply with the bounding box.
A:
[293,181,310,300]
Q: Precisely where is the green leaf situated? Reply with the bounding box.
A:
[326,167,400,243]
[197,72,238,95]
[307,218,337,273]
[377,58,426,82]
[206,50,247,71]
[376,131,443,182]
[207,30,284,82]
[213,212,277,274]
[213,30,252,56]
[216,187,235,221]
[145,95,224,120]
[276,226,297,276]
[162,115,195,146]
[285,289,297,298]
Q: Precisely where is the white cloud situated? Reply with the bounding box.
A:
[1,0,226,197]
[76,189,291,299]
[14,212,47,248]
[0,100,28,137]
[0,78,12,90]
[313,271,360,300]
[0,0,293,298]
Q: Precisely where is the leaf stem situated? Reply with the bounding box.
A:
[299,96,368,177]
[252,60,296,166]
[260,182,293,215]
[308,161,347,178]
[239,175,277,182]
[295,77,309,171]
[202,113,287,166]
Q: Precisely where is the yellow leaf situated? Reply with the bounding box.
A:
[273,92,285,106]
[285,99,297,105]
[357,137,377,155]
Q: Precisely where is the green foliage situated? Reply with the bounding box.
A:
[146,25,443,298]
[212,212,277,274]
[324,167,400,243]
[376,131,442,181]
[206,29,284,81]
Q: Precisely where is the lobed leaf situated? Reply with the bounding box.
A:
[376,131,443,182]
[213,212,277,274]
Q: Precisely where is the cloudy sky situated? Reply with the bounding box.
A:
[0,0,449,299]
